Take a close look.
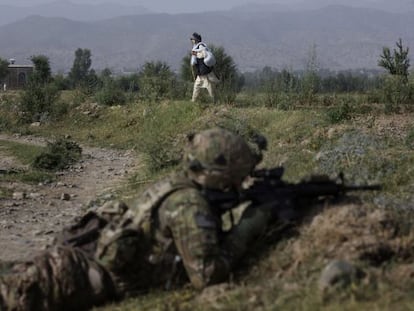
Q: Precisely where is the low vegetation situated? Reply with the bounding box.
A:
[0,139,54,187]
[1,39,414,310]
[32,138,82,171]
[1,88,414,309]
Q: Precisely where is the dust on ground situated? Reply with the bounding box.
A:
[0,134,139,262]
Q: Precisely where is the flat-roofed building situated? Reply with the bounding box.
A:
[4,59,33,89]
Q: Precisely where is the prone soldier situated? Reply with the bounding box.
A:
[0,127,380,311]
[0,127,277,311]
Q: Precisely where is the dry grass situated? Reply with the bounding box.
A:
[2,92,414,310]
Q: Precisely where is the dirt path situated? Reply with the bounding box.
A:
[0,134,139,262]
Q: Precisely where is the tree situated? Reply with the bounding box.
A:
[210,45,244,100]
[0,57,9,84]
[69,48,95,89]
[118,73,140,92]
[378,39,412,110]
[378,38,410,81]
[20,55,60,122]
[30,55,52,84]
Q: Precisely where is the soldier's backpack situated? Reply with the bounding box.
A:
[53,174,196,258]
[53,211,108,257]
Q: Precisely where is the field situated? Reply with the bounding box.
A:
[1,90,414,310]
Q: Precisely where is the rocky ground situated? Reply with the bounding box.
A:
[0,134,138,262]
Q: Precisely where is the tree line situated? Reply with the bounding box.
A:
[0,39,412,123]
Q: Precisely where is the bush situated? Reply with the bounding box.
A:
[95,79,126,106]
[20,81,61,123]
[32,139,82,171]
[382,75,413,112]
[326,102,352,124]
[117,74,140,92]
[406,127,414,149]
[138,61,178,102]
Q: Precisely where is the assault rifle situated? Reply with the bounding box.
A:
[203,166,381,221]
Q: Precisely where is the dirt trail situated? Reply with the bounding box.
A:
[0,134,139,262]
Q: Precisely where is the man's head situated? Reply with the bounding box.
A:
[184,127,258,191]
[190,32,202,44]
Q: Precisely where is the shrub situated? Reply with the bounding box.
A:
[32,139,82,171]
[138,61,177,102]
[19,81,61,123]
[382,75,413,112]
[406,127,414,149]
[95,79,126,106]
[326,102,352,124]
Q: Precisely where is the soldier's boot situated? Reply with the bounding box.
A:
[0,246,117,311]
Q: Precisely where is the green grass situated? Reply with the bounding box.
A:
[2,91,414,310]
[0,140,53,184]
[0,140,44,165]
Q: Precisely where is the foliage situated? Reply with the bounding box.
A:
[320,71,379,93]
[326,102,352,124]
[30,55,52,84]
[378,38,410,81]
[381,75,413,112]
[0,139,45,165]
[0,57,9,83]
[138,61,180,102]
[52,73,71,90]
[20,79,61,122]
[377,39,412,111]
[134,102,202,173]
[117,73,140,92]
[69,48,92,83]
[210,45,244,104]
[19,55,63,123]
[32,138,82,171]
[69,48,98,92]
[0,140,53,184]
[95,77,126,106]
[299,44,321,104]
[406,127,414,149]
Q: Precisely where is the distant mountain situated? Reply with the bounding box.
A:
[0,6,413,73]
[233,0,414,14]
[0,1,151,26]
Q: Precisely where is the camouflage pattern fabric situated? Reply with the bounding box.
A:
[157,187,232,289]
[0,174,275,310]
[0,246,116,311]
[184,127,257,191]
[222,204,274,259]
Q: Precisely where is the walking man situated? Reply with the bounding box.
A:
[190,32,219,102]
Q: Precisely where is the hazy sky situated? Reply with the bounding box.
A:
[0,0,406,14]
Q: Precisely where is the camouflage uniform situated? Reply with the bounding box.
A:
[0,128,274,311]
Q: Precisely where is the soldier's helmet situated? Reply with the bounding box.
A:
[184,127,257,190]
